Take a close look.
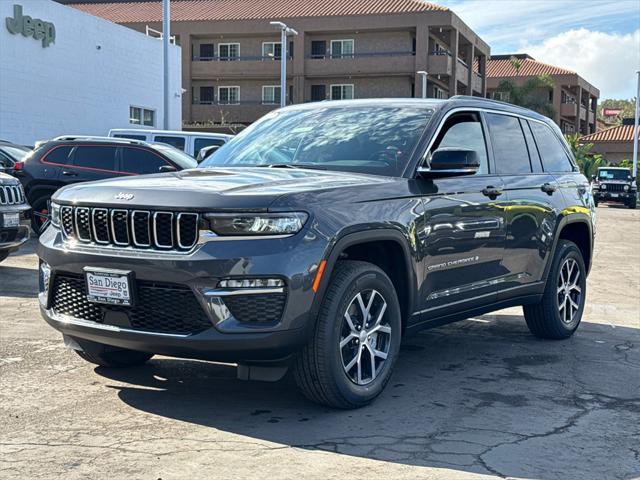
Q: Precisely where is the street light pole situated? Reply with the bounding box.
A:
[270,21,298,108]
[417,71,428,99]
[632,70,639,180]
[162,0,170,129]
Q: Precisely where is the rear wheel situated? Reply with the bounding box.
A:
[628,198,636,209]
[293,261,402,409]
[524,240,586,339]
[73,338,153,367]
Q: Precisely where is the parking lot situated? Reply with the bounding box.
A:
[0,205,638,480]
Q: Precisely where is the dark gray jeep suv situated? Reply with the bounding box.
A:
[38,98,595,408]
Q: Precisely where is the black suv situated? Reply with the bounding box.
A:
[15,136,197,232]
[0,172,30,262]
[591,166,637,209]
[38,98,595,408]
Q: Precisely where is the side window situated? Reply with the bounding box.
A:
[43,145,73,165]
[194,138,226,152]
[154,136,186,151]
[120,147,168,174]
[72,146,117,171]
[522,121,543,173]
[431,112,489,174]
[530,122,574,172]
[486,113,532,174]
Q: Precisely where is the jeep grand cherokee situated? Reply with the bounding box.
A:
[38,97,595,408]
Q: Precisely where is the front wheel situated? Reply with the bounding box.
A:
[293,261,402,409]
[628,198,636,209]
[524,240,586,339]
[0,250,9,263]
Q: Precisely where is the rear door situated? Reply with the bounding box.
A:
[485,112,560,296]
[65,145,122,185]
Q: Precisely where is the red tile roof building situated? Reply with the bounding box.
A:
[580,121,639,165]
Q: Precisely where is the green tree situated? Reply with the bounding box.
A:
[566,133,607,178]
[598,98,636,124]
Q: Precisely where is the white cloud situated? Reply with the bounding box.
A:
[521,29,640,99]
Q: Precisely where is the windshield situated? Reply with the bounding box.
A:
[200,106,433,177]
[150,144,198,169]
[598,169,630,180]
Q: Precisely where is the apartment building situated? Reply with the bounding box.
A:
[70,0,490,125]
[486,54,599,135]
[580,119,639,165]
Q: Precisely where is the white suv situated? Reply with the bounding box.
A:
[108,129,233,158]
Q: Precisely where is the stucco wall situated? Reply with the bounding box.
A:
[0,0,182,146]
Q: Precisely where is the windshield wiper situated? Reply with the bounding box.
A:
[255,163,326,170]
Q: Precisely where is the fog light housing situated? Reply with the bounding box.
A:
[39,261,51,306]
[218,278,284,288]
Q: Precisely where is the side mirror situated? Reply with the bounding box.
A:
[417,147,480,178]
[197,145,221,162]
[159,165,177,173]
[591,175,596,181]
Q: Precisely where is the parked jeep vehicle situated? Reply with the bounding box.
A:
[14,136,197,233]
[38,98,595,408]
[0,172,30,263]
[591,166,636,209]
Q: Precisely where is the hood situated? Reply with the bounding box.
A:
[52,167,394,210]
[0,172,19,185]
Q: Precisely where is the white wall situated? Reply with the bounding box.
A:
[0,0,182,146]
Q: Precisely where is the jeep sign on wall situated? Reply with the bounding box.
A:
[6,4,55,48]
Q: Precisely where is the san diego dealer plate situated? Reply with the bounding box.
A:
[84,267,134,306]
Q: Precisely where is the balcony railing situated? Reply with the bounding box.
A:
[429,49,452,57]
[305,50,415,60]
[192,100,292,106]
[193,55,293,61]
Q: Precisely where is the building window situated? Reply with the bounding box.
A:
[218,86,240,105]
[311,40,326,59]
[561,91,576,104]
[129,106,155,126]
[262,42,282,60]
[218,43,240,61]
[262,86,281,104]
[434,86,447,99]
[492,91,510,102]
[330,84,354,100]
[199,43,214,60]
[311,85,326,101]
[330,39,354,59]
[199,86,215,104]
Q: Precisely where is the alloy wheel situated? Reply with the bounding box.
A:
[557,257,582,324]
[339,289,392,385]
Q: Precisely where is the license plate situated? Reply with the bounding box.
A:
[84,268,133,306]
[611,193,619,198]
[2,213,19,228]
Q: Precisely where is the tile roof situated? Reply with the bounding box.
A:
[487,57,576,78]
[580,125,640,143]
[69,0,448,23]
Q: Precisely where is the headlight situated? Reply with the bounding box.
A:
[601,184,606,190]
[202,212,308,236]
[50,202,61,227]
[624,185,630,191]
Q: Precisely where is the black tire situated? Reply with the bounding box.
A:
[593,198,598,207]
[293,260,402,409]
[523,240,586,339]
[30,194,52,235]
[0,250,9,263]
[73,338,153,367]
[628,199,636,209]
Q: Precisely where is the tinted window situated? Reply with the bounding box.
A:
[522,121,543,173]
[113,134,146,141]
[73,146,117,171]
[486,113,531,174]
[433,113,488,174]
[154,136,186,151]
[530,122,573,172]
[121,147,168,174]
[194,138,226,152]
[43,145,73,165]
[149,144,198,169]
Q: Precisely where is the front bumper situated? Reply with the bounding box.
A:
[593,190,636,203]
[0,205,31,251]
[37,225,327,362]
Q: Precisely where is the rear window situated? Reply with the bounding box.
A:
[154,136,186,151]
[72,145,117,171]
[486,113,532,174]
[194,138,226,152]
[113,134,147,141]
[530,122,573,172]
[43,145,74,165]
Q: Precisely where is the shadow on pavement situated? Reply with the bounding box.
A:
[95,315,640,480]
[0,266,38,298]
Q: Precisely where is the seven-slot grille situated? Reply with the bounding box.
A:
[603,183,625,193]
[0,184,25,205]
[60,206,199,251]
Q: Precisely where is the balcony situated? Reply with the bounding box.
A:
[580,105,587,121]
[472,72,483,93]
[305,51,415,77]
[191,55,291,79]
[428,51,452,76]
[455,58,469,85]
[191,101,282,123]
[560,102,578,117]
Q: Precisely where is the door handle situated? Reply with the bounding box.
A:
[61,170,78,177]
[482,186,503,199]
[541,182,557,195]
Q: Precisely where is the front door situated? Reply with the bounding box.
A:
[416,111,508,322]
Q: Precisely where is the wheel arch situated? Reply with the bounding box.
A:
[549,215,593,276]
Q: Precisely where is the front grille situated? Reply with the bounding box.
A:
[59,206,199,252]
[604,183,625,193]
[223,293,286,323]
[50,273,212,335]
[0,184,25,205]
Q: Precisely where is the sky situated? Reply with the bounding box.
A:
[439,0,640,100]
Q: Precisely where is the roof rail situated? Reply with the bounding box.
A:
[52,135,147,145]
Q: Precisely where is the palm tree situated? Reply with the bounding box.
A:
[565,133,607,178]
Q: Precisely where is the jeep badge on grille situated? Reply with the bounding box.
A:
[114,192,135,201]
